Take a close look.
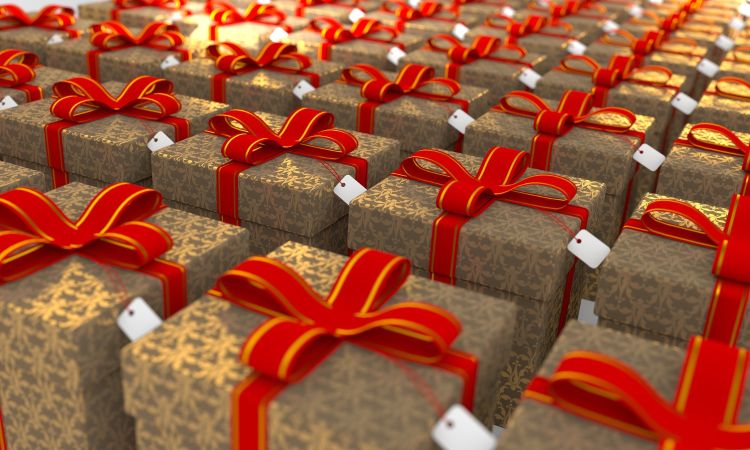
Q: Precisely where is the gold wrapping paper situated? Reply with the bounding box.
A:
[691,78,750,132]
[175,14,311,50]
[0,19,94,64]
[0,64,81,106]
[0,159,45,193]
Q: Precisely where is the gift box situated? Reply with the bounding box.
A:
[273,0,382,21]
[498,321,750,450]
[302,64,492,156]
[690,77,750,132]
[121,241,519,449]
[347,147,608,424]
[656,122,749,208]
[0,49,81,107]
[364,1,482,37]
[0,182,249,450]
[0,76,229,189]
[281,17,423,70]
[166,42,341,116]
[152,107,401,255]
[716,48,750,80]
[512,0,617,33]
[596,193,750,348]
[0,159,45,192]
[401,34,548,97]
[45,21,193,83]
[78,0,205,28]
[463,90,655,246]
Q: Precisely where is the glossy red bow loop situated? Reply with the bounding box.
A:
[341,63,461,102]
[0,4,77,31]
[114,0,186,8]
[487,14,546,35]
[427,34,527,65]
[207,42,311,75]
[680,123,750,171]
[382,0,448,20]
[562,54,674,88]
[0,48,39,88]
[90,21,185,50]
[208,1,286,25]
[713,77,750,102]
[397,147,578,216]
[310,17,399,43]
[601,29,664,56]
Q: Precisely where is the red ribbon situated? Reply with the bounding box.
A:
[210,247,478,450]
[111,0,187,21]
[204,107,367,225]
[87,21,190,81]
[340,63,469,152]
[0,48,43,102]
[484,14,575,44]
[528,0,609,21]
[43,76,190,188]
[294,0,360,17]
[623,195,750,346]
[599,29,701,66]
[426,34,532,81]
[207,1,289,41]
[206,42,318,103]
[380,0,457,32]
[705,77,750,102]
[525,337,749,450]
[310,17,402,60]
[0,4,81,37]
[392,147,588,333]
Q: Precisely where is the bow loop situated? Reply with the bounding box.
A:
[714,77,750,102]
[207,42,311,75]
[90,21,185,50]
[0,4,77,29]
[208,1,286,25]
[114,0,186,7]
[311,17,399,43]
[381,0,446,19]
[684,123,750,167]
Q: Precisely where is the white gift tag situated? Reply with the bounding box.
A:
[0,95,19,111]
[739,2,750,17]
[632,143,665,171]
[448,109,474,134]
[730,16,747,30]
[697,58,720,77]
[566,40,587,55]
[567,229,610,269]
[147,131,174,152]
[408,0,421,8]
[671,92,697,115]
[648,0,663,4]
[117,297,163,342]
[452,23,469,40]
[387,46,407,66]
[518,67,541,89]
[715,34,735,51]
[47,33,64,45]
[333,175,367,205]
[292,80,316,99]
[160,55,180,70]
[602,19,620,34]
[257,0,271,4]
[500,6,516,17]
[628,5,643,17]
[432,404,497,450]
[269,26,289,43]
[348,7,366,23]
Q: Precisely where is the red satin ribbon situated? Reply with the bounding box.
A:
[111,0,187,21]
[294,0,360,17]
[525,337,749,450]
[206,42,319,103]
[623,195,750,346]
[87,21,190,81]
[381,0,457,32]
[392,147,589,333]
[43,76,190,188]
[207,1,288,41]
[0,4,81,37]
[705,77,750,102]
[210,247,478,450]
[529,0,609,22]
[310,17,402,60]
[340,63,469,152]
[426,34,532,81]
[484,14,575,45]
[0,48,43,102]
[204,107,366,225]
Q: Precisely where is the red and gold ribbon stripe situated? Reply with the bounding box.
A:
[425,34,532,81]
[294,0,360,17]
[381,0,457,32]
[309,17,402,60]
[0,4,81,37]
[484,14,575,45]
[111,0,187,21]
[704,76,750,102]
[207,1,288,41]
[0,49,43,102]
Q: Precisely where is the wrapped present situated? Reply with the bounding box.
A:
[45,21,192,83]
[401,34,548,97]
[364,1,482,37]
[717,47,750,80]
[499,321,750,450]
[690,77,750,131]
[78,0,205,28]
[121,242,519,449]
[348,147,608,424]
[450,0,525,19]
[597,193,750,348]
[0,49,80,106]
[0,76,228,189]
[302,64,492,155]
[281,17,423,70]
[0,182,248,450]
[152,107,401,254]
[0,159,45,192]
[273,0,382,21]
[166,42,342,116]
[463,90,654,245]
[512,0,617,33]
[657,123,749,208]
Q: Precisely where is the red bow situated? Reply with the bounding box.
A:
[115,0,186,8]
[208,1,286,26]
[624,195,750,345]
[526,337,750,450]
[43,76,189,188]
[210,247,477,450]
[295,0,360,15]
[485,14,574,44]
[426,34,531,79]
[598,29,695,65]
[0,4,80,37]
[310,17,401,60]
[707,77,750,102]
[0,183,186,316]
[205,107,366,225]
[0,49,43,101]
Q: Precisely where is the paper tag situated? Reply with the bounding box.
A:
[292,79,316,100]
[671,92,697,115]
[715,34,735,51]
[648,0,663,4]
[348,7,366,23]
[739,2,750,17]
[117,297,163,342]
[729,16,747,30]
[147,131,174,152]
[0,95,18,111]
[452,23,469,40]
[408,0,421,8]
[628,5,643,17]
[500,6,516,17]
[432,404,497,450]
[47,33,64,45]
[257,0,271,4]
[537,0,549,7]
[269,26,289,43]
[387,46,407,66]
[566,40,587,55]
[697,58,720,77]
[632,143,665,171]
[567,229,610,269]
[333,175,367,205]
[518,67,541,89]
[448,109,475,134]
[160,55,180,70]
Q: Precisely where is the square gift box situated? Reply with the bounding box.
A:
[121,242,519,449]
[0,49,81,107]
[347,147,608,424]
[78,0,206,28]
[0,76,228,189]
[0,182,249,450]
[689,76,750,132]
[151,107,401,255]
[363,0,483,37]
[0,159,45,193]
[511,0,617,33]
[272,0,382,22]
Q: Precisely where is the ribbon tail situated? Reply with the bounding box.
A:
[0,403,6,450]
[232,374,286,450]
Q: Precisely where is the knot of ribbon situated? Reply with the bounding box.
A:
[208,1,286,26]
[0,4,79,35]
[526,338,750,449]
[311,17,399,44]
[114,0,186,8]
[676,123,750,173]
[90,21,185,51]
[207,42,311,76]
[0,48,39,90]
[426,34,529,66]
[711,77,750,102]
[341,63,461,103]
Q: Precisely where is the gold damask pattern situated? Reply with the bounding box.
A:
[0,160,46,193]
[692,80,750,132]
[272,0,382,21]
[121,241,519,449]
[0,19,93,64]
